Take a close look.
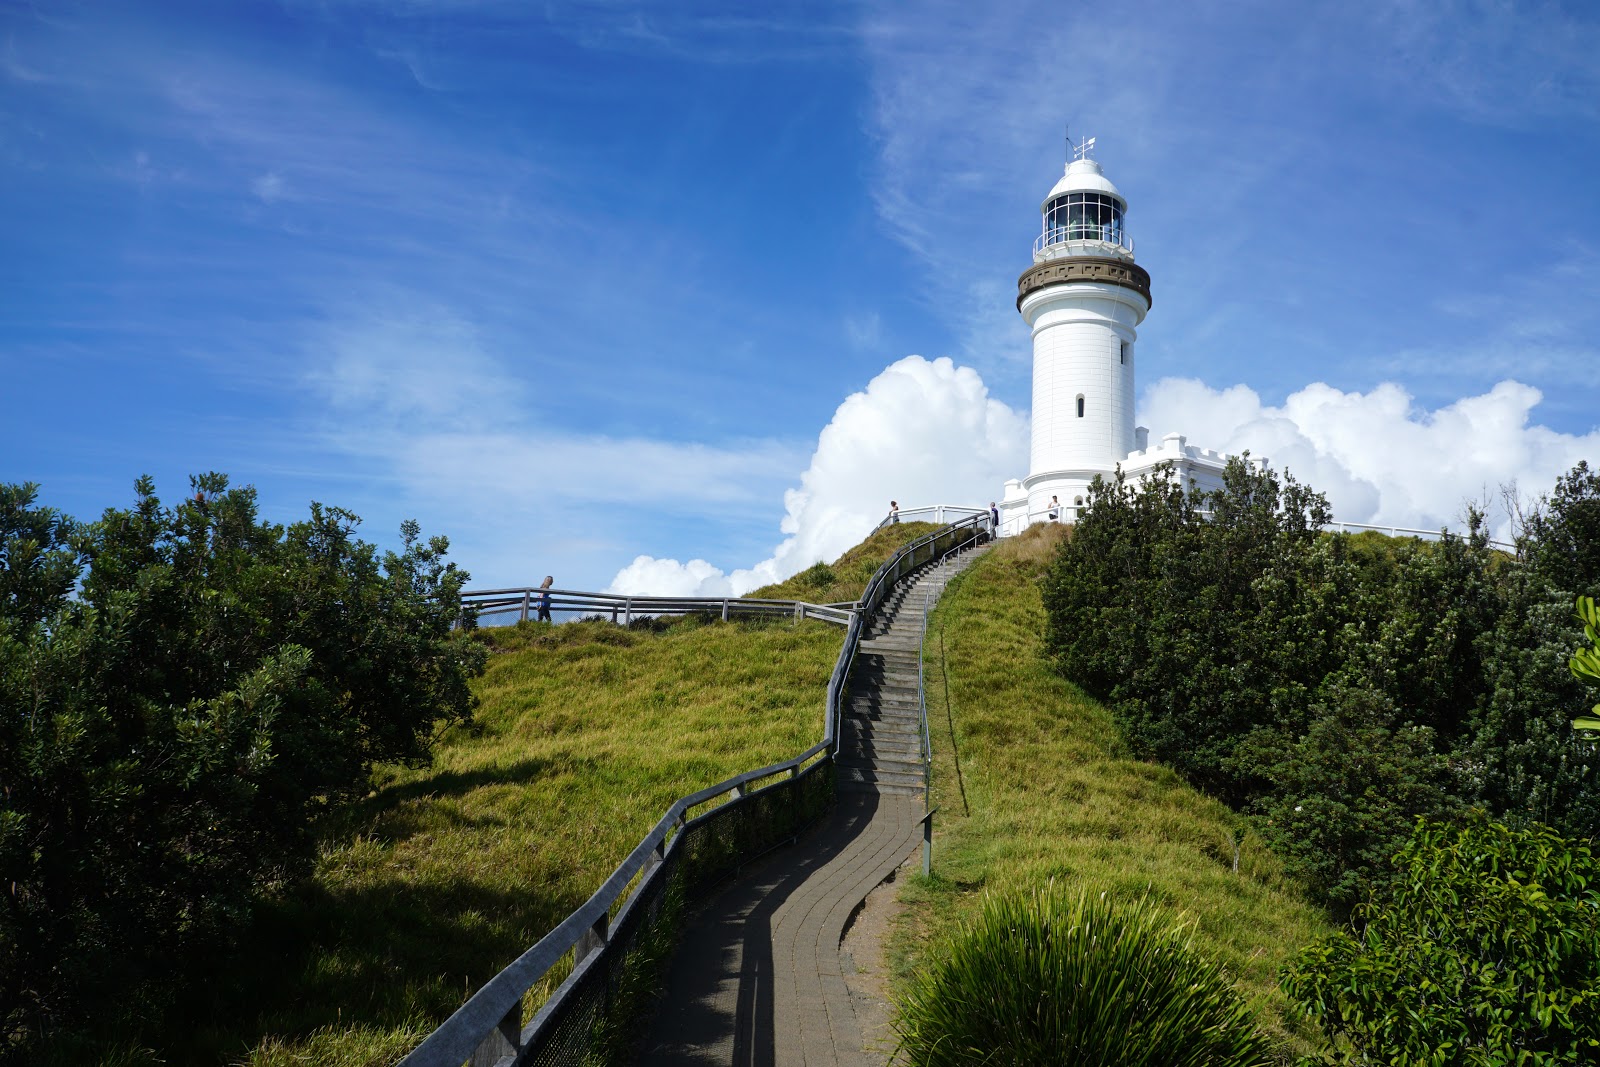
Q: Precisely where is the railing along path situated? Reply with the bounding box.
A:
[403,513,992,1067]
[987,503,1516,551]
[463,586,854,627]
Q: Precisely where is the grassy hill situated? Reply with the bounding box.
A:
[114,525,934,1066]
[747,521,942,604]
[891,525,1333,1059]
[86,517,1334,1064]
[111,615,837,1066]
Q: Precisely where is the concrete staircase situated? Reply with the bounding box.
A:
[837,544,989,796]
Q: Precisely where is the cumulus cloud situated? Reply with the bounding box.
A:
[1140,377,1600,537]
[608,355,1028,596]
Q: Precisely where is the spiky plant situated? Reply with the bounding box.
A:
[893,885,1277,1067]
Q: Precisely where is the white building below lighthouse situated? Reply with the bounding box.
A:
[999,139,1233,531]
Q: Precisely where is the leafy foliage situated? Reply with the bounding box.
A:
[0,475,484,1053]
[893,886,1277,1067]
[1283,814,1600,1066]
[1042,459,1599,911]
[1526,460,1600,597]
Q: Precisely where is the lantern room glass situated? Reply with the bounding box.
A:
[1043,192,1125,246]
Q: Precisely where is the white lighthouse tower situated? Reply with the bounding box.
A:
[999,138,1229,529]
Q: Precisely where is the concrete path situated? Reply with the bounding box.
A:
[639,546,986,1067]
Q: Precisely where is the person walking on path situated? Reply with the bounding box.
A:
[888,500,900,525]
[1048,495,1061,522]
[537,576,553,622]
[988,501,999,534]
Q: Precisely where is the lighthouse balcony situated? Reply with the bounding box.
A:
[1034,226,1135,261]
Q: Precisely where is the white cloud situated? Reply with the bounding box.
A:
[609,555,737,598]
[609,364,1600,601]
[251,171,288,202]
[1139,377,1600,537]
[310,304,523,429]
[608,355,1028,596]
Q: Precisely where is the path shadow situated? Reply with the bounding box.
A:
[638,791,882,1066]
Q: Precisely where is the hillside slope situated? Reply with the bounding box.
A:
[165,522,945,1066]
[748,521,942,604]
[101,616,837,1067]
[893,525,1333,1058]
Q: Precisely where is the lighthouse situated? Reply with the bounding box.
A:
[998,138,1230,530]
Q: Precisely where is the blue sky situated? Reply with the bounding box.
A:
[5,0,1599,594]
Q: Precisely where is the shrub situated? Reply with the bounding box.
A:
[1043,457,1600,909]
[0,475,485,1050]
[892,886,1277,1067]
[1283,813,1600,1065]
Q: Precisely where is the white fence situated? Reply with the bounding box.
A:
[897,501,1516,551]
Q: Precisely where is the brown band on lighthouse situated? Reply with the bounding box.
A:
[1017,256,1152,310]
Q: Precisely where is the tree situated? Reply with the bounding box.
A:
[0,475,486,1049]
[0,482,81,630]
[1525,461,1600,597]
[1283,813,1600,1065]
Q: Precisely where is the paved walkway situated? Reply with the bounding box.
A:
[639,547,985,1067]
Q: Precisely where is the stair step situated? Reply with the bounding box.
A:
[844,709,920,728]
[838,758,925,779]
[836,765,926,790]
[839,739,923,761]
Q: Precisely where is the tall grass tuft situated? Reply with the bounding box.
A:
[894,886,1277,1067]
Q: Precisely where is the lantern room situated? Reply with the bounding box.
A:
[1035,155,1133,259]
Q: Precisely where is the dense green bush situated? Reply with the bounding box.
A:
[1526,460,1600,598]
[0,475,485,1052]
[893,886,1277,1067]
[1042,459,1599,910]
[1284,814,1600,1065]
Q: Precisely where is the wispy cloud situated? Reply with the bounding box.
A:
[297,299,808,585]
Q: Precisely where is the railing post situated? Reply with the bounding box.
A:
[624,598,633,626]
[576,912,608,964]
[520,591,530,624]
[721,599,729,622]
[923,811,933,877]
[468,998,522,1067]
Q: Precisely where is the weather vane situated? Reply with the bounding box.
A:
[1072,135,1097,162]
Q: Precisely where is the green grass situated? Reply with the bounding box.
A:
[748,521,942,604]
[101,522,948,1065]
[891,525,1334,1061]
[134,615,840,1066]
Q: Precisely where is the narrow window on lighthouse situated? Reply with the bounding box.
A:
[1076,394,1085,418]
[1120,342,1130,365]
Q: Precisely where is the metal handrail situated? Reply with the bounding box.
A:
[872,504,988,535]
[461,586,856,628]
[994,504,1515,551]
[1034,225,1135,255]
[401,513,989,1066]
[917,589,933,800]
[1320,518,1514,552]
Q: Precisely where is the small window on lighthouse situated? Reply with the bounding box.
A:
[1076,394,1085,418]
[1120,342,1130,365]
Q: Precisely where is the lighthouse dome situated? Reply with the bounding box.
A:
[1040,158,1125,213]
